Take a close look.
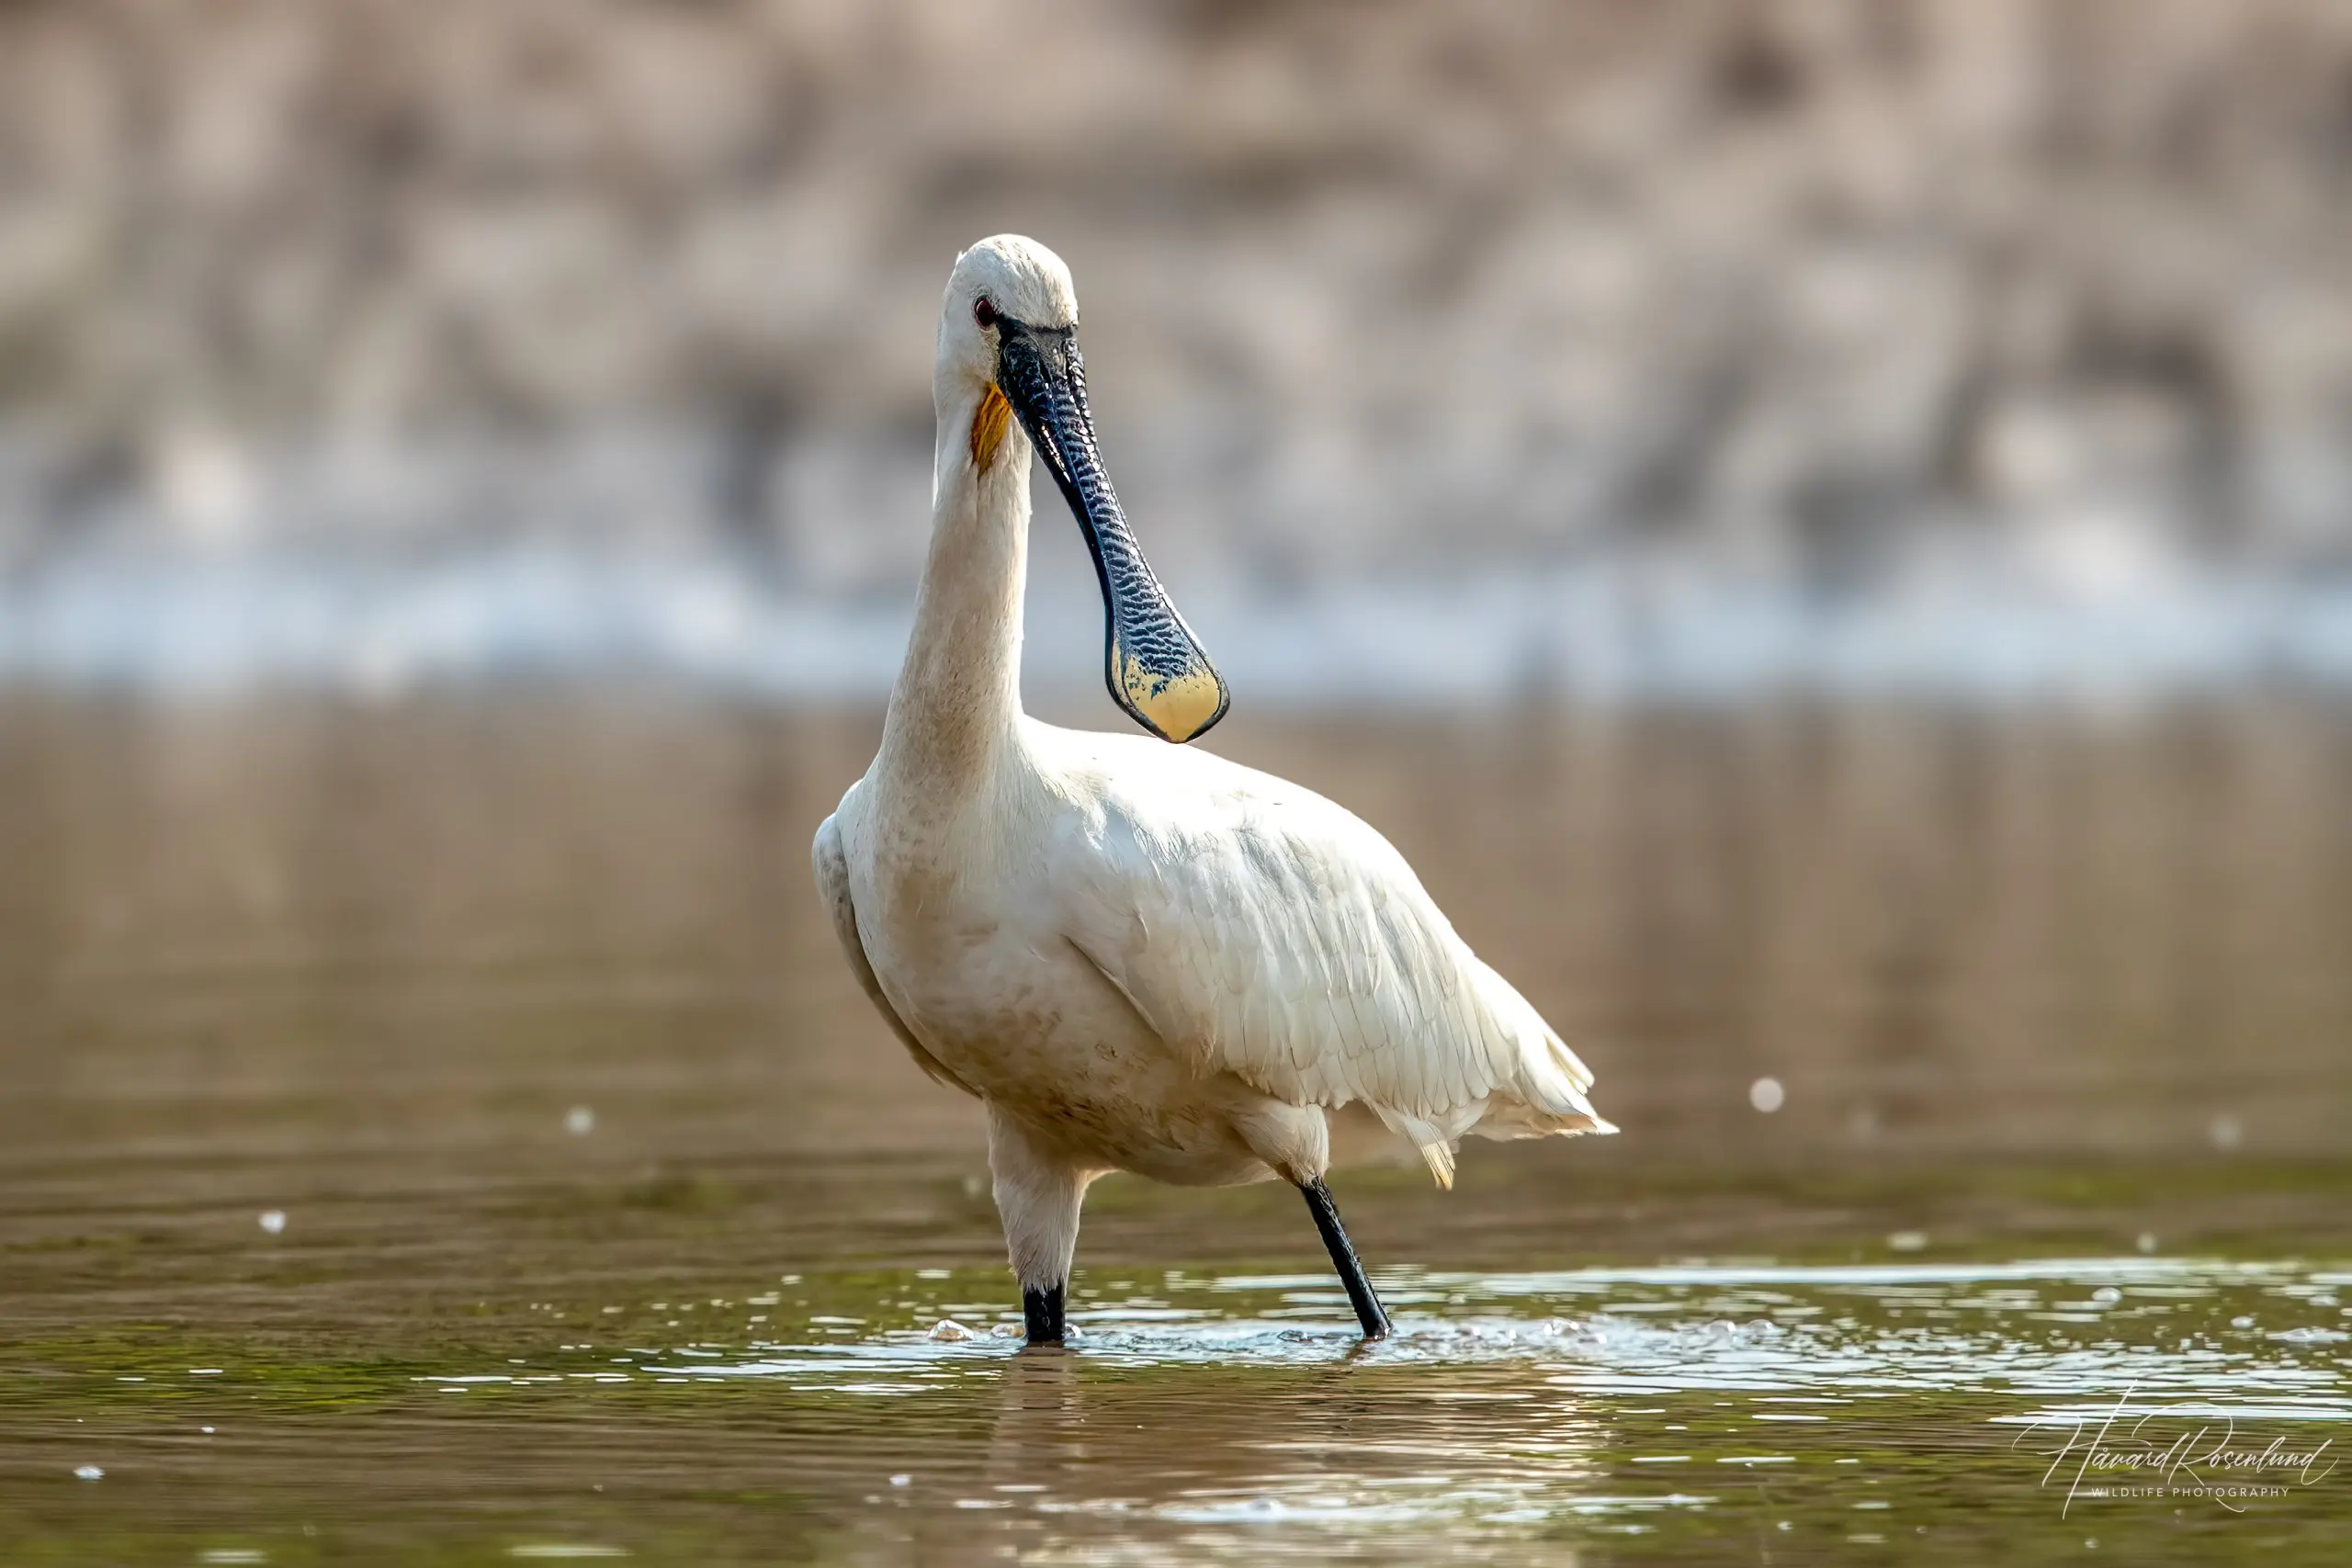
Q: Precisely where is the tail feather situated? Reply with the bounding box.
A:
[1478,1019,1618,1140]
[1370,1103,1462,1190]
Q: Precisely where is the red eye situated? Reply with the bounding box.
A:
[973,297,998,329]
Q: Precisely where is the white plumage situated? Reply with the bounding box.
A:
[814,234,1611,1339]
[1044,727,1609,1187]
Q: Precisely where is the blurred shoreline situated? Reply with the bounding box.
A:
[10,3,2352,707]
[8,525,2352,703]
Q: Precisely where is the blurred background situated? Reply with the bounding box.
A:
[6,0,2352,696]
[6,0,2352,1187]
[4,0,2348,1241]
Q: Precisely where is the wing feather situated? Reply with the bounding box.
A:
[1053,740,1612,1183]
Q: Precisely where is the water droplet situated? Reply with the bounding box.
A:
[73,1464,103,1481]
[889,1473,912,1487]
[2208,1113,2243,1151]
[257,1211,287,1235]
[566,1106,595,1136]
[2136,1232,2157,1254]
[1749,1077,1785,1113]
[1887,1231,1928,1252]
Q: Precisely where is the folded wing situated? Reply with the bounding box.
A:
[1055,747,1611,1186]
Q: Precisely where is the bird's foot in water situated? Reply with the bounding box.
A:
[1022,1282,1066,1347]
[1301,1177,1393,1339]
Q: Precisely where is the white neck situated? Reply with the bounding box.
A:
[876,379,1034,789]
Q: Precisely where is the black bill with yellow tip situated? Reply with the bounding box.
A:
[995,321,1228,744]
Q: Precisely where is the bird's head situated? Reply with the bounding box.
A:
[935,235,1227,745]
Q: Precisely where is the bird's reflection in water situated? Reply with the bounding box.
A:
[870,1342,1620,1562]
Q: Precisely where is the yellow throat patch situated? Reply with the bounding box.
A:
[969,383,1013,472]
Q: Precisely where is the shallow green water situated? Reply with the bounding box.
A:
[4,698,2349,1562]
[7,1233,2350,1563]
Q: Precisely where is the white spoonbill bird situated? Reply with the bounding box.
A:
[813,235,1613,1345]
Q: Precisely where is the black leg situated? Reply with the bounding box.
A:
[1022,1282,1065,1346]
[1299,1178,1391,1339]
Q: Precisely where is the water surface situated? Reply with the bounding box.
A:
[3,696,2348,1562]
